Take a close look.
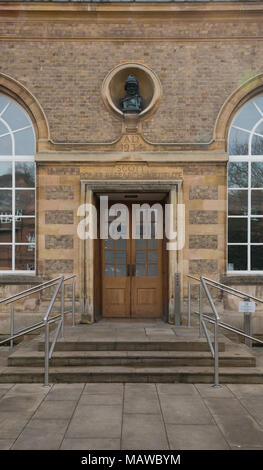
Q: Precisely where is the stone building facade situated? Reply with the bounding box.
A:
[0,1,263,328]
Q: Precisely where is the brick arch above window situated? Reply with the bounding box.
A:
[214,73,263,149]
[0,72,50,150]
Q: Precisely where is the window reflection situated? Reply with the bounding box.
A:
[15,245,35,271]
[136,264,146,276]
[228,190,248,215]
[234,101,261,131]
[0,245,12,270]
[228,246,247,271]
[0,190,12,214]
[228,128,248,155]
[228,162,248,188]
[251,191,263,215]
[0,162,12,187]
[105,264,114,277]
[15,127,35,156]
[0,218,12,243]
[148,264,158,277]
[251,135,263,155]
[251,218,263,243]
[116,264,126,277]
[251,162,263,188]
[15,162,35,188]
[228,218,247,243]
[15,190,35,215]
[15,218,35,244]
[0,135,12,155]
[251,246,263,271]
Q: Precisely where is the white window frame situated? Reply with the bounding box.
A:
[227,97,263,274]
[0,96,36,274]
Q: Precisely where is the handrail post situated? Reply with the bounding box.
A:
[44,321,50,387]
[199,284,203,338]
[174,272,181,326]
[213,318,221,388]
[187,281,191,328]
[61,279,65,338]
[10,306,14,350]
[72,279,75,327]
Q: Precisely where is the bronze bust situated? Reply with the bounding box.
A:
[120,74,142,113]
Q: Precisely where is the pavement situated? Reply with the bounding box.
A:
[0,382,263,450]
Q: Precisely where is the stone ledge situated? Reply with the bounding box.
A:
[0,276,43,285]
[221,275,263,285]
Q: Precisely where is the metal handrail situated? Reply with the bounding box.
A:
[188,274,263,304]
[187,274,263,387]
[194,311,263,344]
[0,276,62,305]
[0,274,77,386]
[4,274,76,306]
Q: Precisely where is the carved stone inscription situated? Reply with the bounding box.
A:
[80,164,183,180]
[117,134,150,152]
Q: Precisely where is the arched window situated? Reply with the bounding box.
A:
[228,95,263,272]
[0,94,36,273]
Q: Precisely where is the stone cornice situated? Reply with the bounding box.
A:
[35,150,228,163]
[0,1,263,22]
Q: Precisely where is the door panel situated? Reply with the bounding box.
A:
[102,203,163,318]
[131,228,163,318]
[102,234,130,317]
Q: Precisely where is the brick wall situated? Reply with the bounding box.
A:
[0,7,263,144]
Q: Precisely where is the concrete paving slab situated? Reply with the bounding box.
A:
[60,438,121,450]
[157,384,199,396]
[0,384,14,390]
[125,383,156,392]
[84,383,124,395]
[159,395,214,425]
[239,398,263,427]
[11,418,69,450]
[228,384,263,398]
[124,387,160,414]
[122,413,168,450]
[45,383,84,401]
[0,439,15,450]
[0,394,45,413]
[66,405,122,439]
[6,384,49,395]
[33,400,77,420]
[195,384,235,398]
[166,424,230,450]
[79,393,123,406]
[0,412,31,439]
[212,413,263,448]
[204,398,248,416]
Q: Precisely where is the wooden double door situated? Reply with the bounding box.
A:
[102,205,163,318]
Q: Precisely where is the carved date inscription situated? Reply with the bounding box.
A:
[119,135,148,152]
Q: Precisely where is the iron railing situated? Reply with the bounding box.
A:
[0,274,76,386]
[187,275,263,387]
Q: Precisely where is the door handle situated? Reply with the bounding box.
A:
[132,264,136,276]
[127,264,135,276]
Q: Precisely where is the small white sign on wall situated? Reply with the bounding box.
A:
[239,300,256,313]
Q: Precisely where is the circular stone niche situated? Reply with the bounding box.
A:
[102,63,162,121]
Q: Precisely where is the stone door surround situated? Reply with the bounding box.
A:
[79,179,183,324]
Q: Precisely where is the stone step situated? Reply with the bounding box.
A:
[8,349,256,368]
[0,365,263,384]
[38,340,226,352]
